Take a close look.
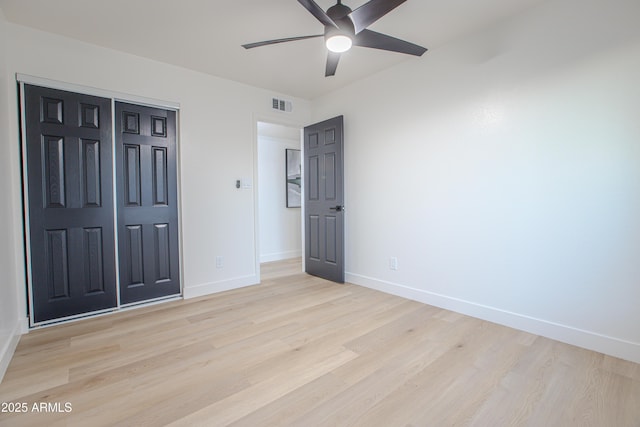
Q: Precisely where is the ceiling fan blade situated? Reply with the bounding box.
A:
[242,34,324,49]
[325,52,341,77]
[348,0,407,34]
[298,0,338,28]
[353,29,427,56]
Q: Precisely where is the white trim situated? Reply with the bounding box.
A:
[18,82,37,327]
[174,109,185,298]
[346,272,640,364]
[0,335,20,381]
[260,250,302,264]
[119,295,182,309]
[31,307,118,328]
[183,274,260,300]
[0,321,22,383]
[251,115,261,281]
[16,74,180,110]
[20,317,29,335]
[111,98,122,309]
[299,127,305,273]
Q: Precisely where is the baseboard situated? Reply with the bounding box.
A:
[346,272,640,364]
[20,316,29,334]
[260,250,302,263]
[0,318,25,383]
[183,274,260,299]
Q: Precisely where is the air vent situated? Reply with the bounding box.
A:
[271,97,293,113]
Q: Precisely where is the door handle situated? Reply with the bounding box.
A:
[329,205,344,212]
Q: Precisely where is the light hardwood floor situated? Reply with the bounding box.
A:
[1,258,639,426]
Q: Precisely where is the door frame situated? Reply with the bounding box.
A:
[18,74,184,327]
[252,114,306,280]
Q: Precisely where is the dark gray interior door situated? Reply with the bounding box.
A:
[24,84,117,323]
[115,102,181,304]
[304,115,345,283]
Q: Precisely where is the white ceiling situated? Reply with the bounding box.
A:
[0,0,546,100]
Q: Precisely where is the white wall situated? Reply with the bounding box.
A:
[3,0,639,370]
[312,0,640,362]
[0,8,22,382]
[257,123,302,263]
[2,22,311,313]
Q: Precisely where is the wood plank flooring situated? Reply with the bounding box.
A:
[1,258,639,426]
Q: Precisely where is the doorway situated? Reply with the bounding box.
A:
[256,121,303,278]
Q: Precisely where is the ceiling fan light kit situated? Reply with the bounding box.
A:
[242,0,427,77]
[326,35,352,53]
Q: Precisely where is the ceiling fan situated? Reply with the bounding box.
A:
[242,0,427,77]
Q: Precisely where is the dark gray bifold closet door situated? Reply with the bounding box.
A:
[115,102,180,304]
[24,84,117,323]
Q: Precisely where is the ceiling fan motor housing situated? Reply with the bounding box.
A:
[325,1,355,40]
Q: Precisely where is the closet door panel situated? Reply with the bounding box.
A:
[116,102,180,304]
[24,85,117,323]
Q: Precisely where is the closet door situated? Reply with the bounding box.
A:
[24,85,117,323]
[116,102,181,304]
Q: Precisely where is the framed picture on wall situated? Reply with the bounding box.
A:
[286,149,301,208]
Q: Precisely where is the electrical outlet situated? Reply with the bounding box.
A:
[389,257,398,271]
[216,256,224,269]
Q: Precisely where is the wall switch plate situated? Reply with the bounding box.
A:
[241,178,252,189]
